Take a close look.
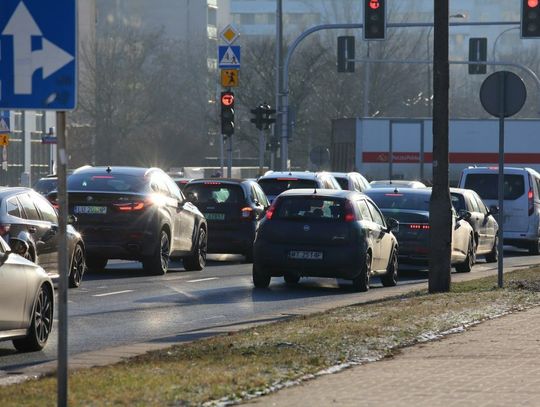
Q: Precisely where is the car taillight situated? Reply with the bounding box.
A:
[344,201,356,222]
[266,200,278,220]
[113,201,146,212]
[409,224,430,230]
[241,207,254,220]
[48,196,59,209]
[528,188,534,216]
[0,224,10,236]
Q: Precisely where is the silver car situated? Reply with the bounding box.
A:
[0,237,54,352]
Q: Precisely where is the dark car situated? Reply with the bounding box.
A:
[252,189,399,292]
[450,188,499,263]
[52,166,207,275]
[0,236,54,352]
[365,188,475,272]
[0,187,86,287]
[32,176,58,196]
[183,178,269,262]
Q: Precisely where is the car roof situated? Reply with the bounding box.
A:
[186,178,252,185]
[278,188,361,199]
[71,166,165,177]
[370,180,426,187]
[0,186,34,196]
[462,166,540,176]
[259,171,329,180]
[365,187,432,196]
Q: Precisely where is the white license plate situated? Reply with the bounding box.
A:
[204,213,225,220]
[74,205,107,215]
[288,250,323,260]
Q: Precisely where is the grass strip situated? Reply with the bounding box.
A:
[2,267,540,406]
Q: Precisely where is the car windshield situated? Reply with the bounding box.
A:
[258,178,318,196]
[367,192,431,211]
[464,174,525,200]
[184,183,244,203]
[273,196,346,220]
[67,173,147,193]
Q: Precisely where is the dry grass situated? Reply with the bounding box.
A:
[2,267,540,406]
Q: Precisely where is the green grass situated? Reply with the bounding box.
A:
[2,267,540,406]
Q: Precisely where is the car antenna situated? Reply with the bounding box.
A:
[106,166,112,173]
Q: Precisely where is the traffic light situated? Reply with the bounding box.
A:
[468,37,487,74]
[337,36,355,73]
[363,0,386,40]
[250,105,264,130]
[220,91,235,137]
[521,0,540,38]
[262,104,276,130]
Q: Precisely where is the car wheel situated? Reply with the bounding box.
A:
[183,228,207,271]
[352,252,371,292]
[252,262,270,288]
[284,273,300,284]
[485,234,498,263]
[455,236,474,273]
[381,248,398,287]
[528,238,540,255]
[86,257,108,272]
[69,244,86,288]
[143,229,170,275]
[13,285,53,352]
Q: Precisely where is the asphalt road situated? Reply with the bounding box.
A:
[0,248,538,374]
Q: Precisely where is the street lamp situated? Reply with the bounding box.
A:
[426,13,467,116]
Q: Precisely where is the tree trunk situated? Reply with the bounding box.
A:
[429,0,452,293]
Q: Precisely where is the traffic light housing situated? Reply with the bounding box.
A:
[521,0,540,38]
[468,37,487,75]
[263,104,276,130]
[363,0,386,40]
[250,104,276,130]
[337,36,355,73]
[220,91,235,137]
[250,105,264,130]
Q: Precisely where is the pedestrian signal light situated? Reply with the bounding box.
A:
[220,91,235,137]
[522,0,540,38]
[364,0,385,40]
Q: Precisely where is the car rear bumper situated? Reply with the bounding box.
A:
[81,226,157,260]
[254,240,364,279]
[207,223,256,254]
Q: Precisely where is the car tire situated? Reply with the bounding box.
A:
[528,239,540,255]
[183,228,207,271]
[455,236,474,273]
[69,244,86,288]
[352,252,371,292]
[13,285,53,352]
[284,273,300,284]
[381,248,398,287]
[86,257,108,272]
[252,262,270,288]
[143,229,170,275]
[485,234,498,263]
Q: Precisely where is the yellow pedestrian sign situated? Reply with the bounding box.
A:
[221,69,239,87]
[0,133,8,147]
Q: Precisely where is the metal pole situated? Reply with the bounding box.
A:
[56,111,68,407]
[220,135,224,176]
[227,136,232,178]
[497,73,506,289]
[275,0,283,170]
[258,128,265,175]
[363,43,371,117]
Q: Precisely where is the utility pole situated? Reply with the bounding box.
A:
[429,0,452,293]
[275,0,283,170]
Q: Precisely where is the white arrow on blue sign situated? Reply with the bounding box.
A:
[218,45,241,69]
[0,0,77,110]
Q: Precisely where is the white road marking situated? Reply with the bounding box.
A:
[93,290,134,297]
[187,277,219,283]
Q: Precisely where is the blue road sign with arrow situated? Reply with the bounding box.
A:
[0,0,77,110]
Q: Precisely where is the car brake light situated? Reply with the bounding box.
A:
[48,196,59,209]
[241,207,254,219]
[266,200,278,220]
[384,193,403,197]
[344,201,356,222]
[409,224,430,230]
[204,181,221,185]
[528,189,534,216]
[0,224,10,236]
[113,201,146,212]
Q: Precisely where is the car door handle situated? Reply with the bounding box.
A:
[27,226,37,233]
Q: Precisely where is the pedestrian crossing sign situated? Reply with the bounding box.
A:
[0,134,8,146]
[218,46,241,69]
[221,69,239,87]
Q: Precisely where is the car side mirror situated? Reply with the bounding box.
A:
[488,205,499,215]
[386,217,399,233]
[458,209,472,221]
[9,238,29,258]
[186,192,198,203]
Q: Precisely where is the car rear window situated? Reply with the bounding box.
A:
[33,178,57,195]
[273,196,346,220]
[367,192,431,211]
[334,177,349,190]
[464,174,525,200]
[67,173,147,193]
[184,183,245,204]
[258,178,318,196]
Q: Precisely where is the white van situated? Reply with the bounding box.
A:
[458,167,540,254]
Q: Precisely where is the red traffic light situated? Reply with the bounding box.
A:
[369,0,380,10]
[221,92,234,106]
[528,0,539,7]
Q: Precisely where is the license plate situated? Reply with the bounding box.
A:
[204,213,225,220]
[74,205,107,215]
[288,250,323,260]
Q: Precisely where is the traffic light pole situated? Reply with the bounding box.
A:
[279,20,520,167]
[227,136,232,179]
[258,128,265,175]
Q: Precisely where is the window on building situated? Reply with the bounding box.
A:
[208,6,217,26]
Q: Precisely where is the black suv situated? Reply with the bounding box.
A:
[184,179,269,262]
[0,187,86,287]
[50,166,207,275]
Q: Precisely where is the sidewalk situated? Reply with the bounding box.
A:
[244,305,540,407]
